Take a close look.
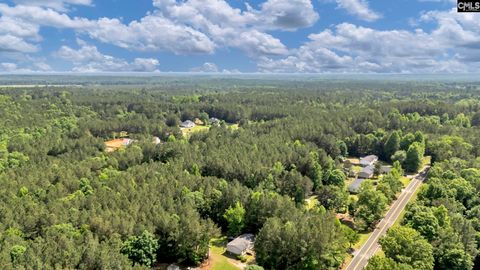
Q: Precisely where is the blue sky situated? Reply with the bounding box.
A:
[0,0,478,73]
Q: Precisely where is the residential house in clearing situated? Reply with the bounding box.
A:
[153,136,161,145]
[180,120,195,128]
[209,117,221,125]
[194,118,204,125]
[348,178,366,194]
[359,155,378,167]
[226,234,254,256]
[358,165,375,179]
[380,165,392,174]
[104,138,134,152]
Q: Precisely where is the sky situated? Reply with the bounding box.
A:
[0,0,478,73]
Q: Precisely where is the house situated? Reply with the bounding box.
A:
[104,138,134,152]
[209,117,220,125]
[153,136,161,145]
[358,165,375,179]
[180,120,195,128]
[194,118,204,125]
[359,155,378,167]
[226,234,254,256]
[348,178,366,194]
[380,165,392,174]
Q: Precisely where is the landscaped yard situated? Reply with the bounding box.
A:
[209,237,243,270]
[181,125,210,137]
[181,123,239,138]
[400,176,411,188]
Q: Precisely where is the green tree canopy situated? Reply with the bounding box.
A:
[380,226,434,270]
[120,230,159,267]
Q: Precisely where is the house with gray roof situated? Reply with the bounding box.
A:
[360,155,378,167]
[180,120,195,128]
[226,234,254,256]
[348,178,366,194]
[358,165,375,179]
[209,117,221,125]
[380,165,392,174]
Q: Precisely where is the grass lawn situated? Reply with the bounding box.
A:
[305,195,319,210]
[422,156,432,167]
[181,125,210,137]
[227,123,239,130]
[181,123,239,138]
[400,176,411,188]
[209,238,242,270]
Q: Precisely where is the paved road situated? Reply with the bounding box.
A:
[344,167,430,270]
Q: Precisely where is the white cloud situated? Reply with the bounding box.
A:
[11,0,92,12]
[335,0,381,21]
[0,62,18,72]
[190,62,219,72]
[0,59,51,72]
[250,0,319,30]
[0,34,38,53]
[258,20,480,73]
[86,16,216,55]
[0,0,316,59]
[152,0,309,56]
[1,0,480,73]
[56,41,160,72]
[0,4,92,29]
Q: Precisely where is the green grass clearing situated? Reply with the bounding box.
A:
[400,176,411,188]
[210,237,242,270]
[305,195,319,210]
[181,125,210,137]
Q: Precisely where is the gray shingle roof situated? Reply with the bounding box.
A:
[227,234,254,255]
[360,155,378,166]
[348,178,366,193]
[361,165,375,175]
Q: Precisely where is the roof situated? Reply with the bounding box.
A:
[381,165,392,173]
[348,178,366,193]
[360,155,378,165]
[194,118,204,125]
[227,234,254,253]
[360,165,375,175]
[180,120,195,127]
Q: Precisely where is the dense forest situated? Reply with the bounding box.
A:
[1,76,480,270]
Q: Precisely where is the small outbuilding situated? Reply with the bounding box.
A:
[180,120,196,128]
[226,234,254,256]
[359,155,378,167]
